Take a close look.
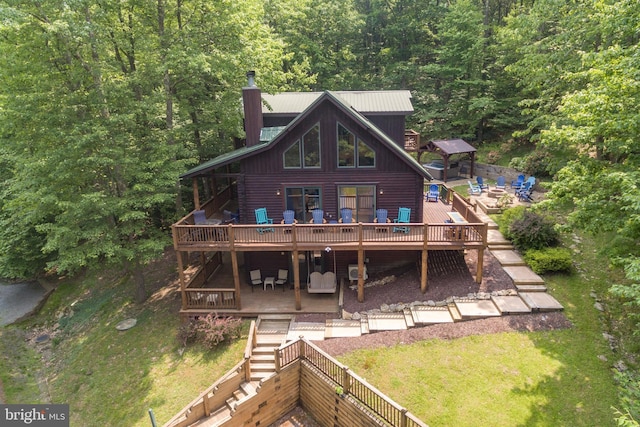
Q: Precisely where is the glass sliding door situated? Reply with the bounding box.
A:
[338,185,375,222]
[285,187,322,223]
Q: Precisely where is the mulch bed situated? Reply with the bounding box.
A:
[295,249,572,356]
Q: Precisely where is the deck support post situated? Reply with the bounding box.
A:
[420,250,428,293]
[476,247,484,284]
[176,247,187,310]
[421,225,428,293]
[230,226,242,309]
[230,250,241,308]
[293,249,301,310]
[357,249,365,303]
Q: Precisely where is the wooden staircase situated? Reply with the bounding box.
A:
[250,315,291,381]
[187,316,292,427]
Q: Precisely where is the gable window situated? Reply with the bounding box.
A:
[283,123,321,169]
[337,123,375,168]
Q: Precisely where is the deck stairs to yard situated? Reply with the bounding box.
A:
[189,316,291,427]
[251,315,291,381]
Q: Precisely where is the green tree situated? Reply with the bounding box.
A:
[0,0,299,301]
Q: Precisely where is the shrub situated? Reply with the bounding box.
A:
[509,211,559,251]
[498,205,527,238]
[177,314,242,349]
[524,247,573,274]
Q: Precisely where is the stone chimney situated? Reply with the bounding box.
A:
[242,71,263,147]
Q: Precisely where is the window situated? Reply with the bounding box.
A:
[285,187,322,223]
[337,123,375,168]
[338,185,375,222]
[283,123,321,169]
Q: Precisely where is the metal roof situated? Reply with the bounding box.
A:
[261,90,414,116]
[181,91,430,181]
[429,139,477,155]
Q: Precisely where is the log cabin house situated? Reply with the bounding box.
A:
[171,72,487,318]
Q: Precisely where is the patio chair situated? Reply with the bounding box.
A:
[340,208,353,223]
[254,208,274,233]
[467,180,482,194]
[476,176,489,190]
[515,177,535,196]
[249,269,263,292]
[282,210,296,224]
[375,209,389,223]
[426,184,439,202]
[311,209,326,224]
[510,174,525,189]
[393,207,411,233]
[517,187,534,202]
[495,176,506,190]
[274,269,288,291]
[193,210,207,225]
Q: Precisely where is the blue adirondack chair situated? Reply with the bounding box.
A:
[311,209,325,224]
[393,207,411,233]
[282,210,296,224]
[468,180,482,194]
[193,210,207,225]
[376,208,389,223]
[340,208,353,223]
[495,176,506,190]
[514,176,535,195]
[254,208,274,233]
[511,174,525,189]
[476,176,489,190]
[426,184,439,202]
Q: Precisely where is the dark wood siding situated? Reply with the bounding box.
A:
[367,115,406,146]
[241,98,425,273]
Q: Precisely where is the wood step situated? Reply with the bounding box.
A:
[250,354,275,362]
[448,303,462,322]
[255,335,286,345]
[403,308,415,328]
[190,405,231,427]
[250,371,275,381]
[251,362,276,371]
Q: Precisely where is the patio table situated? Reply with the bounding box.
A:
[264,277,275,291]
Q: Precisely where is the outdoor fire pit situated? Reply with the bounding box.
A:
[488,188,507,198]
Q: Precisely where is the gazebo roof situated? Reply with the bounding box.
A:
[424,139,476,155]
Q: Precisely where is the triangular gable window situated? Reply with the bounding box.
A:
[283,123,321,169]
[337,123,375,168]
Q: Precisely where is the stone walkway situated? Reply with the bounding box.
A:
[286,207,563,341]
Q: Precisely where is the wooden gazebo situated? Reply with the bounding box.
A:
[419,139,477,182]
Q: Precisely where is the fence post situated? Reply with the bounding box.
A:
[401,408,408,427]
[274,347,281,373]
[299,337,306,360]
[342,367,350,395]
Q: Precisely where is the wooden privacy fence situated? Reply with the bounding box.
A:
[277,339,428,427]
[164,330,428,427]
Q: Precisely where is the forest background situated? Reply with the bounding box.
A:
[0,0,639,423]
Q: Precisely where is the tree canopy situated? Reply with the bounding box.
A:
[0,0,639,327]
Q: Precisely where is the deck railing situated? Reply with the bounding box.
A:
[172,221,485,250]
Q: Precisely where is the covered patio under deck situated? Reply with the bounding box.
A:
[172,190,488,318]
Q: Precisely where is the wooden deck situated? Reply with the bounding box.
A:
[174,191,488,317]
[172,194,485,253]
